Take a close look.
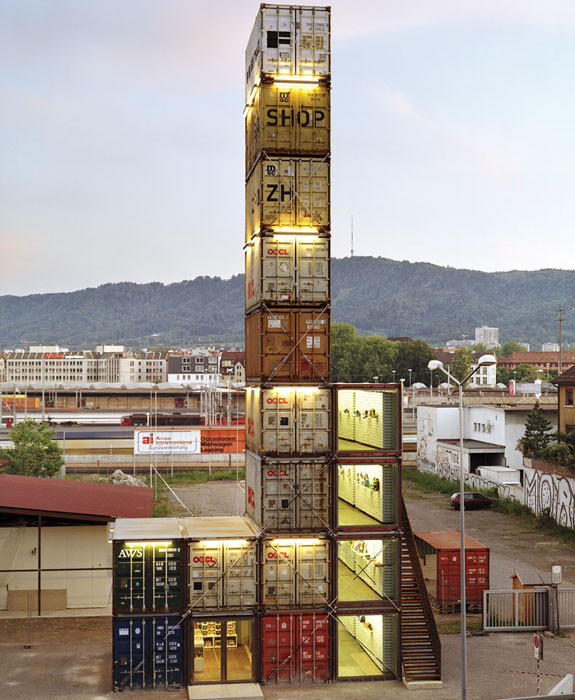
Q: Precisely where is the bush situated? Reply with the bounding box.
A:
[538,441,575,470]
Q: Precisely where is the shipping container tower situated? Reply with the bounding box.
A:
[244,4,441,686]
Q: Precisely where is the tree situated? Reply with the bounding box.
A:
[450,347,473,383]
[396,339,435,385]
[496,341,527,358]
[517,401,553,457]
[513,364,538,383]
[472,343,488,354]
[1,420,64,478]
[331,323,358,382]
[496,367,510,385]
[355,336,398,383]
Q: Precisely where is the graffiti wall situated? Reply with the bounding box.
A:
[524,466,575,530]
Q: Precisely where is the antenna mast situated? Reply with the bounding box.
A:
[350,214,354,257]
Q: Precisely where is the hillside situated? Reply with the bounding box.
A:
[1,257,574,348]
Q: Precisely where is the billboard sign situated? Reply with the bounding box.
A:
[134,430,201,455]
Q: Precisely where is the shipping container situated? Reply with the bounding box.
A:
[246,386,330,456]
[113,615,185,690]
[114,540,184,614]
[245,157,330,238]
[337,461,400,528]
[245,450,330,532]
[337,537,399,603]
[334,385,401,454]
[0,395,41,410]
[262,537,330,607]
[245,5,331,103]
[414,531,490,612]
[245,307,330,383]
[336,613,399,679]
[245,82,330,174]
[261,612,330,683]
[188,540,257,610]
[245,234,330,311]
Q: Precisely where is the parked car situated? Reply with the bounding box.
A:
[450,492,495,510]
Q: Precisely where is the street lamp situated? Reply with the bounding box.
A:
[427,354,496,700]
[392,370,396,383]
[408,368,412,387]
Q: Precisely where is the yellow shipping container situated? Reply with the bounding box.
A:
[245,83,330,175]
[245,157,330,239]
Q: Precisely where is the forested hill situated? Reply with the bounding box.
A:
[1,257,574,348]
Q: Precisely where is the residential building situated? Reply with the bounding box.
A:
[118,352,167,383]
[554,365,575,434]
[542,343,560,352]
[220,350,246,385]
[475,326,499,348]
[167,349,220,386]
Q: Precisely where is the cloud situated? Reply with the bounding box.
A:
[372,84,523,181]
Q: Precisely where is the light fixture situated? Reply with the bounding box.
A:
[124,541,172,548]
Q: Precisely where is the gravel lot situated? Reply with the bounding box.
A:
[1,478,574,700]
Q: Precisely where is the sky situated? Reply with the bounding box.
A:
[1,0,575,296]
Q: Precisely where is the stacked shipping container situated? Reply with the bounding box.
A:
[245,5,334,685]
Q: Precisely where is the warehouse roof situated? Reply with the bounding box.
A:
[0,473,153,522]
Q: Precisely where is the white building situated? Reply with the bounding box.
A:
[475,326,499,348]
[542,342,560,352]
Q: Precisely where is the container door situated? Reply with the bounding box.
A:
[151,543,183,612]
[114,543,145,612]
[262,542,296,607]
[151,617,184,689]
[261,614,297,683]
[113,617,146,689]
[298,540,329,606]
[296,389,330,454]
[193,620,223,682]
[297,238,329,303]
[189,543,222,608]
[262,239,296,303]
[296,461,329,530]
[298,613,330,681]
[223,542,257,609]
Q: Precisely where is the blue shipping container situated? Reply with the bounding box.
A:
[113,616,185,690]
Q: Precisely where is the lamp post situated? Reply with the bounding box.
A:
[392,370,396,383]
[427,354,496,700]
[408,369,412,387]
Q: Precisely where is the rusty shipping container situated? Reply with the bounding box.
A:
[245,386,330,456]
[245,157,330,238]
[245,307,330,383]
[414,531,490,612]
[261,537,330,608]
[261,612,330,683]
[245,450,331,532]
[245,5,331,103]
[245,82,330,175]
[245,235,330,312]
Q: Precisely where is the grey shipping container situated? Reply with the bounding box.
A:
[245,5,331,103]
[246,386,330,456]
[245,235,330,311]
[245,450,331,532]
[262,537,330,608]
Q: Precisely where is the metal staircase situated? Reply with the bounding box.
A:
[400,497,442,687]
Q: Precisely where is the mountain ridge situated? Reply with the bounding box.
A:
[1,257,574,348]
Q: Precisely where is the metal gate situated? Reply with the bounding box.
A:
[558,589,575,630]
[483,589,548,631]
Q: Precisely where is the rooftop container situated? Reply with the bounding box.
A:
[334,384,401,456]
[246,386,330,456]
[245,307,330,384]
[262,537,330,608]
[245,234,330,312]
[414,530,489,613]
[245,4,331,103]
[261,611,330,683]
[245,82,330,175]
[245,450,331,532]
[245,157,330,238]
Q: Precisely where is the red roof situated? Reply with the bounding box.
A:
[0,474,154,521]
[415,530,487,551]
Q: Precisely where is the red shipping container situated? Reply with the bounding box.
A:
[414,531,490,613]
[261,613,330,684]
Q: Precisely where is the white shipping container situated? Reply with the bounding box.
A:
[262,538,330,607]
[476,466,522,484]
[245,5,331,102]
[188,540,257,609]
[337,462,399,525]
[245,450,331,531]
[246,387,330,456]
[245,235,330,312]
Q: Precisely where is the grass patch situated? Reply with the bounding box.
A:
[402,469,461,495]
[437,619,483,635]
[157,468,245,486]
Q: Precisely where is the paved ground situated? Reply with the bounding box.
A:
[2,479,575,700]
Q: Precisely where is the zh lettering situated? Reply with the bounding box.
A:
[265,184,292,203]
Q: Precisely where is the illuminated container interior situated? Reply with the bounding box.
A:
[337,537,399,603]
[336,613,399,679]
[337,461,399,528]
[335,386,400,454]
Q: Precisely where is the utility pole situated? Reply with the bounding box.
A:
[557,308,565,375]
